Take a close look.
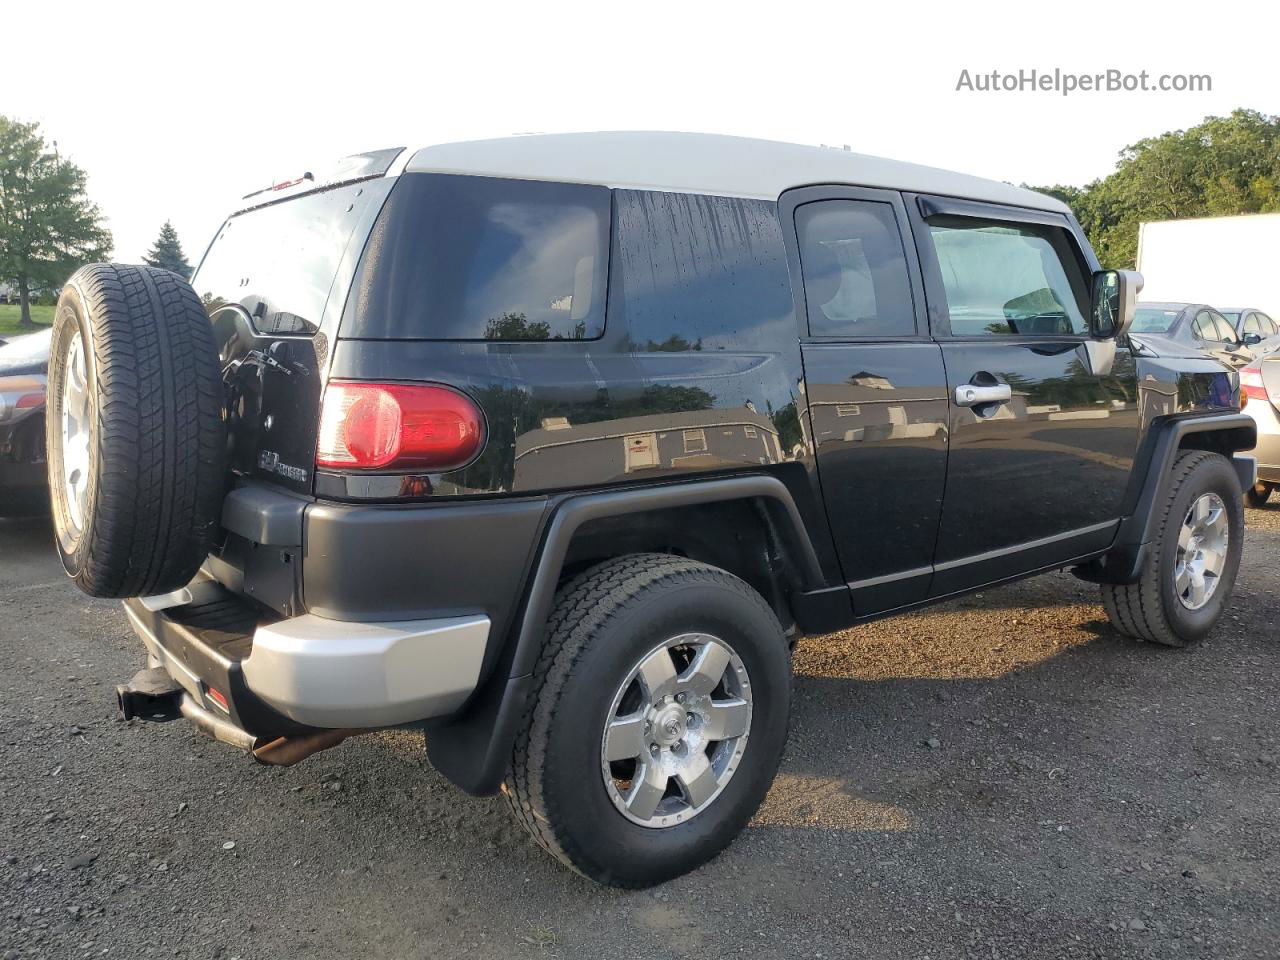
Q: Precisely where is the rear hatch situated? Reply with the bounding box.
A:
[191,155,398,495]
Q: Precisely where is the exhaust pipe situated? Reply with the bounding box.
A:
[252,729,357,766]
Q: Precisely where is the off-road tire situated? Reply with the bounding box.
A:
[1101,451,1244,647]
[46,264,224,598]
[504,553,791,887]
[1245,481,1272,508]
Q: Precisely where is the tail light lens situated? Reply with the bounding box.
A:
[1240,364,1267,408]
[317,382,485,471]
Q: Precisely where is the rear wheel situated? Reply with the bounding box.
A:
[46,264,225,598]
[504,553,791,887]
[1245,481,1272,508]
[1101,451,1244,647]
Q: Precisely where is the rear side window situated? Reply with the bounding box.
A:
[194,182,371,335]
[927,217,1089,337]
[343,174,609,340]
[611,191,793,352]
[795,199,915,338]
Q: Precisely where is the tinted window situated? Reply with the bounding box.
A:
[344,174,609,340]
[796,200,915,337]
[194,182,371,334]
[611,191,793,352]
[927,217,1089,337]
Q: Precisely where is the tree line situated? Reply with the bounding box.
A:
[0,116,190,329]
[1026,108,1280,269]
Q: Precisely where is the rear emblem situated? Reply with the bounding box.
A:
[257,448,308,483]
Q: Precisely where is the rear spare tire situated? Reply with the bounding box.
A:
[46,264,225,598]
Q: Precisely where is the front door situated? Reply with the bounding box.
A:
[907,196,1140,596]
[786,187,949,614]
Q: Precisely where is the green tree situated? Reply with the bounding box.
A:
[142,220,191,278]
[1026,108,1280,269]
[0,117,111,328]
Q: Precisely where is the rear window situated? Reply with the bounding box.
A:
[342,173,610,341]
[1131,307,1180,334]
[194,182,372,335]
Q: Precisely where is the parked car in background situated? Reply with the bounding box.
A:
[1129,302,1257,369]
[1220,307,1280,354]
[1241,354,1280,507]
[0,327,51,516]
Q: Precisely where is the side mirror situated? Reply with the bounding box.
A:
[1243,332,1263,346]
[1091,269,1143,339]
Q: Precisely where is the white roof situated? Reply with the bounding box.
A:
[404,131,1068,213]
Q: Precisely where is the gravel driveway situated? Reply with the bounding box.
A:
[2,505,1278,960]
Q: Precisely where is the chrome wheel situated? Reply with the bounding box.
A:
[59,331,94,536]
[601,633,752,829]
[1175,492,1228,611]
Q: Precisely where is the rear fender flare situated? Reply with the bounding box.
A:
[425,473,845,796]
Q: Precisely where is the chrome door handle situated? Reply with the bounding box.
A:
[955,383,1012,407]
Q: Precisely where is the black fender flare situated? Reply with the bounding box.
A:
[1076,412,1256,585]
[425,473,846,796]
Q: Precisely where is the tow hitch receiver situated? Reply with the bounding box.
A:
[116,667,183,721]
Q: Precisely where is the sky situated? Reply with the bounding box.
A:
[7,0,1278,263]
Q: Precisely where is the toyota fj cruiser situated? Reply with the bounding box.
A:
[45,133,1257,887]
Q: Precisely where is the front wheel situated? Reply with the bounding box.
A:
[1101,451,1244,647]
[504,554,791,887]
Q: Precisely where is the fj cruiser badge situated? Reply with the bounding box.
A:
[257,449,308,483]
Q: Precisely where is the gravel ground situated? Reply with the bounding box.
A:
[2,504,1278,960]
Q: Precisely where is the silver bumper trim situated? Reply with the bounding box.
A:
[241,613,490,728]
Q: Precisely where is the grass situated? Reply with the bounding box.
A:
[0,303,54,337]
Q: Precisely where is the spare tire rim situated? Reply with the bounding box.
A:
[600,633,752,829]
[1175,492,1229,611]
[59,331,93,536]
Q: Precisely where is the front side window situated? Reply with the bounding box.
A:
[1192,311,1218,341]
[1241,313,1260,336]
[343,174,609,340]
[1209,311,1240,344]
[927,217,1089,337]
[796,200,915,337]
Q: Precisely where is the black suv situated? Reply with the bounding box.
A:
[44,133,1257,887]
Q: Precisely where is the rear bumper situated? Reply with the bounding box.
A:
[243,612,488,727]
[123,580,489,735]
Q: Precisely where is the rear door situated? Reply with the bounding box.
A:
[907,196,1139,595]
[784,186,948,613]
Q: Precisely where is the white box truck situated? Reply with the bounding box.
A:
[1136,212,1280,318]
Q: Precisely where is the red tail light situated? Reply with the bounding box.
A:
[316,382,485,471]
[1240,364,1267,407]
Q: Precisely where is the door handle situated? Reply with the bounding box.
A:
[954,383,1012,407]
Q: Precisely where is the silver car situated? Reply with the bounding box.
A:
[1242,353,1280,506]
